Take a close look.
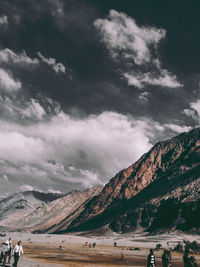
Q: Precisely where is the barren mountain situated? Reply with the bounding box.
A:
[16,186,102,232]
[0,186,102,232]
[59,127,200,234]
[2,128,200,235]
[0,190,63,231]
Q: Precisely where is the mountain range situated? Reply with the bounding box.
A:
[0,187,102,232]
[1,128,200,234]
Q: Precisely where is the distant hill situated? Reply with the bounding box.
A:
[0,190,63,231]
[0,187,102,232]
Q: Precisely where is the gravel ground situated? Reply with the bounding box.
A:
[7,256,62,267]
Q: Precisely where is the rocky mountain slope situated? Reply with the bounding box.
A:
[58,127,200,234]
[2,128,200,235]
[15,186,102,233]
[0,190,63,231]
[0,187,102,232]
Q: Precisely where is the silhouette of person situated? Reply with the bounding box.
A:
[162,249,172,267]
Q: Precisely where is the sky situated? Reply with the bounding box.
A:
[0,0,199,196]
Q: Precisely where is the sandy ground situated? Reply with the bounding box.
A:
[1,232,200,266]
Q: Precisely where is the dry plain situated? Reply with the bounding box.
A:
[1,232,200,266]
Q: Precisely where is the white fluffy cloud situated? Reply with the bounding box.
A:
[0,49,40,94]
[0,112,151,192]
[94,9,165,65]
[20,99,46,120]
[0,109,191,194]
[125,70,182,89]
[0,15,8,26]
[163,124,192,134]
[19,184,37,192]
[183,99,200,123]
[0,68,21,92]
[37,52,66,73]
[0,48,69,76]
[19,184,63,194]
[0,48,39,65]
[0,94,60,123]
[0,131,47,164]
[1,112,152,175]
[138,91,150,102]
[94,10,182,89]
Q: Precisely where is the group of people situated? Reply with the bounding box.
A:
[83,242,96,248]
[183,249,198,267]
[0,238,23,267]
[147,248,199,267]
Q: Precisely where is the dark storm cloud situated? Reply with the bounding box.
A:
[0,0,197,123]
[0,0,180,119]
[0,0,200,196]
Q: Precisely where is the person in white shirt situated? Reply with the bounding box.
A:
[12,241,23,267]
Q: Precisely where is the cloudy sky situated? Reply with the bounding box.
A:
[0,0,199,196]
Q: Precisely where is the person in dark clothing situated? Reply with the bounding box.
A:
[183,249,189,267]
[7,238,13,264]
[162,249,172,267]
[188,256,198,267]
[147,249,156,267]
[162,249,167,267]
[2,241,10,267]
[0,243,5,264]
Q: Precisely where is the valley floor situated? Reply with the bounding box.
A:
[1,232,200,266]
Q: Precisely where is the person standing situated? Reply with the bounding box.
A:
[2,240,10,267]
[12,241,23,267]
[0,243,4,263]
[162,250,168,267]
[183,249,189,267]
[188,256,198,267]
[147,249,156,267]
[162,249,172,267]
[7,237,13,264]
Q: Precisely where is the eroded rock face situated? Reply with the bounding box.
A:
[66,128,200,232]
